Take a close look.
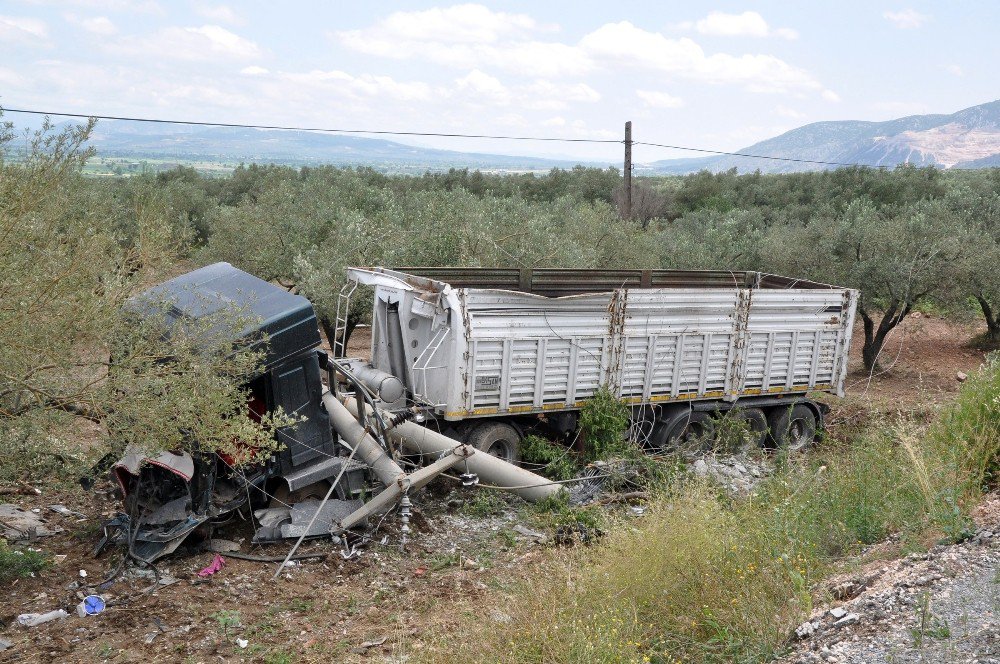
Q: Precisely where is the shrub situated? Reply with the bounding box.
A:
[521,435,579,481]
[0,541,50,585]
[579,388,632,461]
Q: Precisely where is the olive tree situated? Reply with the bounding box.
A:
[778,198,964,371]
[0,117,284,481]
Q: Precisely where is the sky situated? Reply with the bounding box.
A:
[0,1,997,163]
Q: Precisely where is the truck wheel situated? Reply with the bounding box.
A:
[768,404,816,452]
[724,407,769,452]
[658,410,716,453]
[466,421,522,464]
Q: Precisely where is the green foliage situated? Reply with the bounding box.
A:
[462,490,509,518]
[440,359,1000,662]
[0,540,51,585]
[521,435,579,480]
[579,387,632,461]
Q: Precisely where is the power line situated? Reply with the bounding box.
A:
[0,107,622,144]
[1,105,868,168]
[633,140,861,168]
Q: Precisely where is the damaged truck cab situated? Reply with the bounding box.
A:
[112,263,363,561]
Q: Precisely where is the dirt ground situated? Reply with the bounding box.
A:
[1,315,993,663]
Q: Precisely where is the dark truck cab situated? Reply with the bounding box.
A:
[111,262,362,561]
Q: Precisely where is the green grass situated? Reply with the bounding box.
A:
[0,540,51,585]
[428,358,1000,663]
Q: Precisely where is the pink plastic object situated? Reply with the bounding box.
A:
[196,554,226,577]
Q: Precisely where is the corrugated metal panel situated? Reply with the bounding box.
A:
[358,269,857,418]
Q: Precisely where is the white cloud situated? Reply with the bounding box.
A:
[883,9,929,29]
[195,4,242,25]
[945,64,964,77]
[343,4,540,44]
[822,89,841,102]
[636,90,683,108]
[455,69,510,103]
[542,116,566,127]
[0,15,48,43]
[694,11,798,40]
[109,24,262,60]
[240,65,268,75]
[774,105,805,119]
[580,22,821,94]
[78,16,116,35]
[280,70,433,102]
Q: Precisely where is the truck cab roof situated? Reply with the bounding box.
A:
[130,262,321,368]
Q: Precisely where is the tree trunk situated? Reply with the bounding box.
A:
[859,300,910,373]
[318,315,359,357]
[975,294,1000,344]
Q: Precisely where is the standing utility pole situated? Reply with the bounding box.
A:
[623,121,632,219]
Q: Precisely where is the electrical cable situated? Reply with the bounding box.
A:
[0,106,621,144]
[633,141,864,168]
[2,105,875,167]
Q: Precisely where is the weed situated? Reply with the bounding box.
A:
[579,387,633,461]
[0,540,50,584]
[210,609,242,637]
[462,490,508,518]
[495,529,517,549]
[263,650,294,664]
[429,552,460,572]
[97,643,114,658]
[911,592,951,647]
[521,435,579,481]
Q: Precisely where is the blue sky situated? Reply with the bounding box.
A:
[0,1,996,162]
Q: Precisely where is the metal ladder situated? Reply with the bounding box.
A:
[332,280,358,359]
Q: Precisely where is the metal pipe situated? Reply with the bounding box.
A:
[321,391,404,487]
[341,396,563,502]
[341,360,405,403]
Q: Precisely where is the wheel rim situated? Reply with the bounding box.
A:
[786,418,812,450]
[486,439,513,461]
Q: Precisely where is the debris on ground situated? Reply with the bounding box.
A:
[196,554,226,578]
[16,609,69,627]
[0,504,62,539]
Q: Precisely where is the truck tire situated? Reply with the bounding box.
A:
[466,421,522,464]
[725,407,769,451]
[767,404,816,451]
[657,410,716,452]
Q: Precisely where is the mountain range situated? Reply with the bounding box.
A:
[8,99,1000,174]
[653,99,1000,174]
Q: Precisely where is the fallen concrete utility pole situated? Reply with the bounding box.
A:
[340,396,563,503]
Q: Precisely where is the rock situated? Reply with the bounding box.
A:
[831,582,856,600]
[693,459,709,476]
[829,607,847,619]
[833,613,860,628]
[956,371,968,382]
[489,609,512,624]
[795,621,817,639]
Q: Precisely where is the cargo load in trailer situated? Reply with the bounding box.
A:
[337,267,858,461]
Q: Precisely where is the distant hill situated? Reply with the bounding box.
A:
[653,99,1000,174]
[45,118,611,173]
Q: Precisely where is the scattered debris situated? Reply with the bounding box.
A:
[956,370,968,382]
[75,595,106,617]
[359,636,387,649]
[78,569,87,578]
[0,482,41,496]
[49,504,86,518]
[513,524,547,543]
[17,609,69,627]
[0,504,62,539]
[0,638,12,651]
[829,607,847,619]
[196,554,226,578]
[204,538,241,553]
[236,637,249,649]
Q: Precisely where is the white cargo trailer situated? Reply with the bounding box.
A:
[338,267,858,460]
